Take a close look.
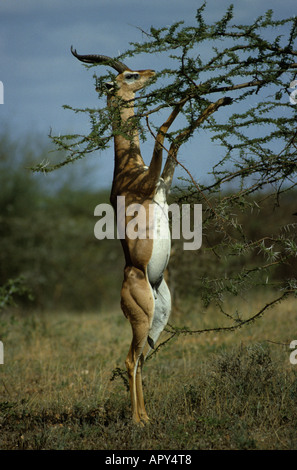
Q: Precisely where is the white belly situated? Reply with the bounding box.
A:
[147,183,171,286]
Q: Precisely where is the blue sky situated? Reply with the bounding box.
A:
[0,0,296,190]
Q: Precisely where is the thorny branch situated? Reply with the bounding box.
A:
[146,290,294,362]
[110,288,294,387]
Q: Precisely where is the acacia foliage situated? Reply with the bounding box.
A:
[33,4,297,324]
[39,4,297,176]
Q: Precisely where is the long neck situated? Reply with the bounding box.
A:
[108,93,144,172]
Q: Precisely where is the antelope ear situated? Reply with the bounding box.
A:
[96,81,115,93]
[104,81,115,91]
[105,81,115,90]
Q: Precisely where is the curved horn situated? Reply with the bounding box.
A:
[71,46,130,74]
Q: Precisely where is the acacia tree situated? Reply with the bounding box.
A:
[35,4,297,338]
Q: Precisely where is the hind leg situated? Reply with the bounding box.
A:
[121,266,154,423]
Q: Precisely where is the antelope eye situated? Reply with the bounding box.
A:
[125,73,140,81]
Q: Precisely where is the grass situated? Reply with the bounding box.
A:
[0,292,297,450]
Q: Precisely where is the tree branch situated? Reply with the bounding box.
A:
[146,290,293,362]
[162,96,233,188]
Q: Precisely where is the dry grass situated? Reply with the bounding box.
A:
[0,292,297,450]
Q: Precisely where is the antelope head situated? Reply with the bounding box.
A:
[71,46,155,95]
